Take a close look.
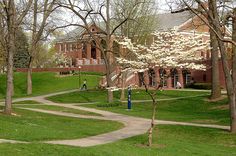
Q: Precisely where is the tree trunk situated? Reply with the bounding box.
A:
[5,1,16,115]
[209,29,221,99]
[142,74,158,146]
[107,70,114,103]
[230,93,236,132]
[231,8,236,133]
[208,0,221,99]
[120,88,125,101]
[108,89,113,103]
[27,58,33,95]
[217,30,236,133]
[208,0,236,133]
[120,71,127,101]
[106,0,114,103]
[148,100,157,146]
[5,47,14,115]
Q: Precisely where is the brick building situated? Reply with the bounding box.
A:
[55,11,230,89]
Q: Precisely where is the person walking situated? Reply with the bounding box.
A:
[81,79,87,90]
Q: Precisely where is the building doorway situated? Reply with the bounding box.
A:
[171,68,178,88]
[183,70,191,85]
[91,41,97,59]
[149,68,156,86]
[138,72,144,87]
[159,68,167,87]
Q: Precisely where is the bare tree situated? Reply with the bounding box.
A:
[208,7,221,99]
[26,0,58,95]
[59,0,154,102]
[0,0,33,114]
[173,0,236,132]
[113,0,158,44]
[232,5,236,133]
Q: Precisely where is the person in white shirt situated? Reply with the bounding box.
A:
[176,81,182,89]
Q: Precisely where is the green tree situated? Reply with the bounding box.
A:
[14,29,30,68]
[113,0,158,44]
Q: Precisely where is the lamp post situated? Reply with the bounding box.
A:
[127,85,132,110]
[78,66,81,88]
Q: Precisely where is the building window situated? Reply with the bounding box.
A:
[206,51,209,59]
[72,44,77,51]
[203,74,206,82]
[82,43,87,58]
[91,40,97,59]
[70,44,72,51]
[66,43,70,52]
[60,44,64,52]
[113,41,120,57]
[201,51,204,57]
[72,58,76,66]
[101,40,106,59]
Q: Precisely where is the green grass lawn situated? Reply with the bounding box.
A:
[0,125,235,156]
[0,106,122,141]
[16,104,101,116]
[47,89,226,125]
[82,96,229,125]
[47,89,209,103]
[0,72,101,99]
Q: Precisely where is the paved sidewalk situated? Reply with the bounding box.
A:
[19,96,230,147]
[0,89,231,147]
[0,139,28,144]
[121,94,209,103]
[19,105,150,147]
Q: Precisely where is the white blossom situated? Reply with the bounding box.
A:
[51,52,70,66]
[117,30,209,71]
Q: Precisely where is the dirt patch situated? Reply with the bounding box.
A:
[210,105,229,110]
[224,144,236,148]
[205,95,227,102]
[0,111,21,117]
[136,143,166,149]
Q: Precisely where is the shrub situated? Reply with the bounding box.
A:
[185,83,212,90]
[96,101,121,107]
[73,71,104,76]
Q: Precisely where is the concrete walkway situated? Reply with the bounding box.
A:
[0,139,28,144]
[18,104,151,147]
[0,89,230,146]
[121,94,209,103]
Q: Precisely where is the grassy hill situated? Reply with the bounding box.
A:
[0,72,101,99]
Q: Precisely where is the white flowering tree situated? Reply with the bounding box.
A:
[51,52,70,67]
[117,30,209,146]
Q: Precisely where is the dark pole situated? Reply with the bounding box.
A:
[79,66,81,88]
[128,85,132,110]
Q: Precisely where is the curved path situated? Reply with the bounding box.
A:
[0,139,28,144]
[0,89,230,147]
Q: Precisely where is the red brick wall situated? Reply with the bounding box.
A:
[191,60,232,88]
[16,65,106,73]
[178,15,210,33]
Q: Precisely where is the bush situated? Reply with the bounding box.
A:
[185,83,212,90]
[73,71,104,76]
[96,101,121,107]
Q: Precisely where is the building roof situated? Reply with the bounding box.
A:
[56,11,195,43]
[156,11,194,31]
